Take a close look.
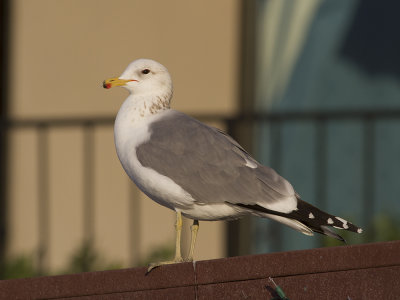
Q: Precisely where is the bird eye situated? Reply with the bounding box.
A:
[142,69,150,74]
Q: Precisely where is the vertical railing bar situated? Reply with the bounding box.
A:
[315,117,327,211]
[83,123,95,248]
[0,0,11,278]
[226,117,241,257]
[315,117,327,248]
[362,115,375,232]
[0,122,8,278]
[129,183,140,266]
[37,124,49,275]
[269,117,282,251]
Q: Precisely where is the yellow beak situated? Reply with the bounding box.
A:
[103,77,136,89]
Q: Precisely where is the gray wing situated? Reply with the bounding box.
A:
[136,110,295,205]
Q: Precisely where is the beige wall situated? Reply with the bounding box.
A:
[7,0,241,271]
[10,0,240,118]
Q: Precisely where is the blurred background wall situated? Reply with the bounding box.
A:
[251,0,400,253]
[2,0,240,276]
[1,0,399,278]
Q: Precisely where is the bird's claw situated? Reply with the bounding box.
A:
[146,257,184,274]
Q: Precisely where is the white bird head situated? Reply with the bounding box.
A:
[103,59,173,100]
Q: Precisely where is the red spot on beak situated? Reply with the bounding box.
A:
[102,81,112,89]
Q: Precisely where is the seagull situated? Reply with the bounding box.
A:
[103,58,362,272]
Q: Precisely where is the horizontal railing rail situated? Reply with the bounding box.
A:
[3,108,400,127]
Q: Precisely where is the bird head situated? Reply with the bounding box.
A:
[103,59,173,98]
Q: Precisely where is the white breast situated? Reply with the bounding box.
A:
[114,97,196,211]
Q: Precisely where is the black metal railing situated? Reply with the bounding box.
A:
[2,109,400,271]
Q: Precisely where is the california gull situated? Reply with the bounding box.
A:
[103,59,362,272]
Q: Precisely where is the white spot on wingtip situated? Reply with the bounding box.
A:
[245,158,257,169]
[327,218,334,224]
[308,212,315,219]
[357,228,363,233]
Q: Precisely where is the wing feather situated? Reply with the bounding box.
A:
[136,110,295,206]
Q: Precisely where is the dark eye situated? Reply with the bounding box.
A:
[142,69,150,74]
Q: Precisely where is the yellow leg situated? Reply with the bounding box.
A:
[174,211,183,261]
[187,220,199,262]
[147,211,184,273]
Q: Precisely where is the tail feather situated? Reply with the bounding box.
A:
[320,226,346,243]
[291,199,363,238]
[233,197,362,242]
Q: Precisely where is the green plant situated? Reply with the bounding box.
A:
[0,254,36,279]
[61,241,122,274]
[0,242,122,279]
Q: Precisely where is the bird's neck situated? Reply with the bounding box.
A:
[121,91,172,121]
[114,92,172,152]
